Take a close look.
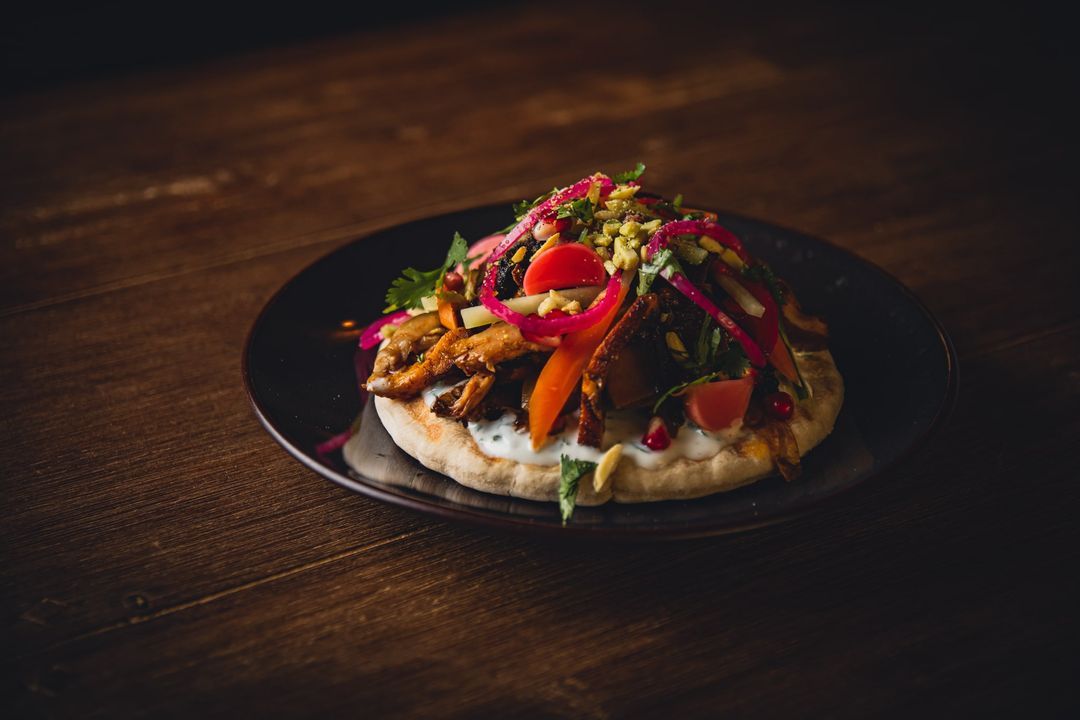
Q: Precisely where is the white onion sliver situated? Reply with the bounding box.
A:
[717,276,765,318]
[460,286,603,329]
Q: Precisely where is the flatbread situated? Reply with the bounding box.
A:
[369,349,843,504]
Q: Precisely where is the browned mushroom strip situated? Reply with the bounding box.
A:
[446,372,496,418]
[370,312,445,377]
[757,421,802,482]
[366,327,468,398]
[578,294,660,447]
[451,322,552,375]
[366,322,551,399]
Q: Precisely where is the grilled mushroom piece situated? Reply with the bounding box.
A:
[578,294,660,447]
[366,320,551,399]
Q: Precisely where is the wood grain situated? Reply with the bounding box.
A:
[3,0,1078,716]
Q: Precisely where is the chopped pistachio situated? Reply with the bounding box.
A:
[619,220,642,237]
[604,198,630,214]
[607,184,640,201]
[627,236,642,251]
[640,245,650,261]
[530,232,560,261]
[603,259,617,275]
[603,220,622,237]
[586,181,601,205]
[642,218,662,234]
[612,237,640,272]
[595,246,612,260]
[379,324,398,340]
[593,235,613,248]
[594,209,618,221]
[510,246,527,263]
[562,300,583,315]
[537,289,570,317]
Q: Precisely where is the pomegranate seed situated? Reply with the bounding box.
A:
[766,391,794,420]
[641,416,672,451]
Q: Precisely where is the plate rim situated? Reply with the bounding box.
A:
[242,202,959,540]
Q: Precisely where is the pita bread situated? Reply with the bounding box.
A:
[369,349,843,504]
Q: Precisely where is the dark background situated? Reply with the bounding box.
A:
[3,1,1077,102]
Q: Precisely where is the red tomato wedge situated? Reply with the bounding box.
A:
[683,376,754,431]
[522,243,606,296]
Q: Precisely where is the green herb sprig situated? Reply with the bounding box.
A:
[559,455,597,524]
[383,232,469,313]
[611,161,646,183]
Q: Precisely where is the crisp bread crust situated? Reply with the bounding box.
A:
[367,350,844,504]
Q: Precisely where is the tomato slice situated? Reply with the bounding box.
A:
[683,376,754,431]
[522,243,607,296]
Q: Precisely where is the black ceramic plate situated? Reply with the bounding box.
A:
[244,204,956,539]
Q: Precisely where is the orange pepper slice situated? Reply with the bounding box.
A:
[528,273,633,449]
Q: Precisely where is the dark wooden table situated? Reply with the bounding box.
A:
[4,2,1078,716]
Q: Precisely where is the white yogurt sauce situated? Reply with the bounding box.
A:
[423,380,745,469]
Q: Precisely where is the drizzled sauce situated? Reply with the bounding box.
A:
[422,381,745,468]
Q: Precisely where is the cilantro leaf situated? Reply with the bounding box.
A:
[383,232,469,313]
[383,267,442,314]
[612,161,646,183]
[559,455,596,524]
[501,188,560,231]
[556,197,595,224]
[637,247,683,295]
[444,232,469,279]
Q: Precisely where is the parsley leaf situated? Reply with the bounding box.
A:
[383,232,469,313]
[444,232,469,277]
[556,197,595,224]
[559,455,596,524]
[637,247,683,295]
[612,162,646,183]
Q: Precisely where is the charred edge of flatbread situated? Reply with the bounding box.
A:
[367,350,843,504]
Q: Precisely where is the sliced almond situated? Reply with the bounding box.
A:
[593,443,624,493]
[530,232,561,261]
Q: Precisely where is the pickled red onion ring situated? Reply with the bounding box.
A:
[358,310,410,350]
[487,174,615,264]
[645,219,749,263]
[661,268,766,367]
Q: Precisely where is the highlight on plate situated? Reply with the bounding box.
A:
[352,164,844,523]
